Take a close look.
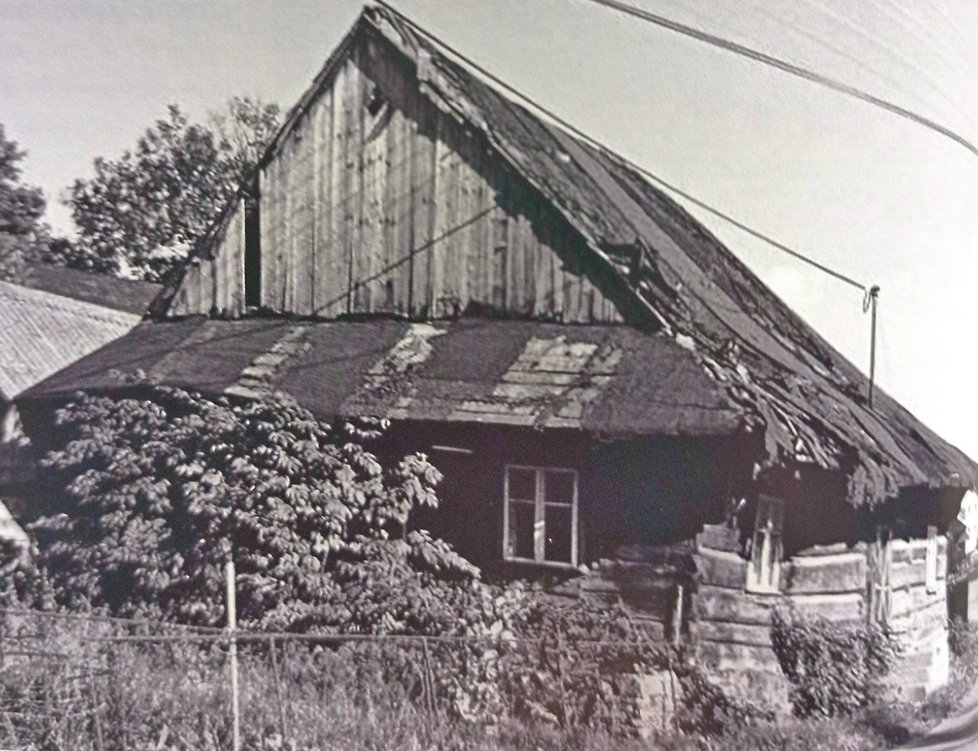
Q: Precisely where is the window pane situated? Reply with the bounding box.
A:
[544,470,575,505]
[508,468,536,501]
[544,504,573,564]
[508,502,536,560]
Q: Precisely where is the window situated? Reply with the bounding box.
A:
[925,525,939,594]
[504,466,578,567]
[746,495,783,593]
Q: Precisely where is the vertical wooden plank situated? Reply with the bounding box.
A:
[350,59,371,314]
[340,62,360,313]
[323,76,348,318]
[477,156,494,309]
[549,216,565,322]
[281,136,294,313]
[309,98,330,316]
[454,129,475,316]
[293,113,315,317]
[232,203,246,316]
[393,103,414,315]
[259,163,278,310]
[522,199,537,317]
[382,100,410,315]
[534,210,554,319]
[199,258,214,314]
[410,100,438,318]
[506,182,523,314]
[391,101,413,315]
[431,120,460,318]
[459,131,489,313]
[347,57,366,314]
[271,154,286,312]
[562,231,582,324]
[491,169,509,312]
[358,96,386,314]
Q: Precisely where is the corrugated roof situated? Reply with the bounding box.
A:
[25,318,743,437]
[0,281,143,401]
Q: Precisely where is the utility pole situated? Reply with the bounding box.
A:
[867,285,880,408]
[226,560,240,751]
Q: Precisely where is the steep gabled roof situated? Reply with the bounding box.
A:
[47,6,978,502]
[348,7,975,502]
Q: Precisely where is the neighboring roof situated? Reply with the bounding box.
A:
[23,318,743,437]
[0,281,144,401]
[16,263,161,316]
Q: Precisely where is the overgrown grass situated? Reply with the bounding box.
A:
[3,611,976,750]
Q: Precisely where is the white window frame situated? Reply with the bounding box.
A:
[503,465,578,568]
[746,495,784,593]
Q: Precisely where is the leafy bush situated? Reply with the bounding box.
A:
[28,385,501,635]
[771,606,900,717]
[495,596,746,738]
[948,616,978,688]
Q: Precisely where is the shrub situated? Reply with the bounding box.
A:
[28,385,501,636]
[771,605,900,717]
[948,616,978,688]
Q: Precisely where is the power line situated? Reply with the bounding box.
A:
[374,0,868,292]
[582,0,978,160]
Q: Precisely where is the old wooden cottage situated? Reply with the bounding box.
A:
[19,6,978,706]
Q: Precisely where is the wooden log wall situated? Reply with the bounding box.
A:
[882,537,949,699]
[783,537,949,700]
[691,526,951,707]
[167,36,622,323]
[690,523,792,712]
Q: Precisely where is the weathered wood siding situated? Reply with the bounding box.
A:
[884,537,949,699]
[691,523,792,712]
[167,36,621,323]
[691,526,951,708]
[169,199,247,317]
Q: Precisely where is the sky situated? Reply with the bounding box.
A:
[1,0,976,464]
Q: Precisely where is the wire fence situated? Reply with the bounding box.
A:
[0,606,686,751]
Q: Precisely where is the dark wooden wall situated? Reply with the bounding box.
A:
[167,33,622,324]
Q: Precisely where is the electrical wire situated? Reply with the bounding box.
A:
[374,0,869,292]
[581,0,978,160]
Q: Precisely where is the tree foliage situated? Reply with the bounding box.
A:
[64,98,279,281]
[30,385,504,634]
[0,123,50,280]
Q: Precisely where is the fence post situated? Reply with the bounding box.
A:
[671,583,684,648]
[226,560,240,751]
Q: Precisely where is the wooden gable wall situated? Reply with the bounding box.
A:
[166,30,623,324]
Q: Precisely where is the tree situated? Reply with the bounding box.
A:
[64,98,280,281]
[28,384,506,634]
[0,124,49,280]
